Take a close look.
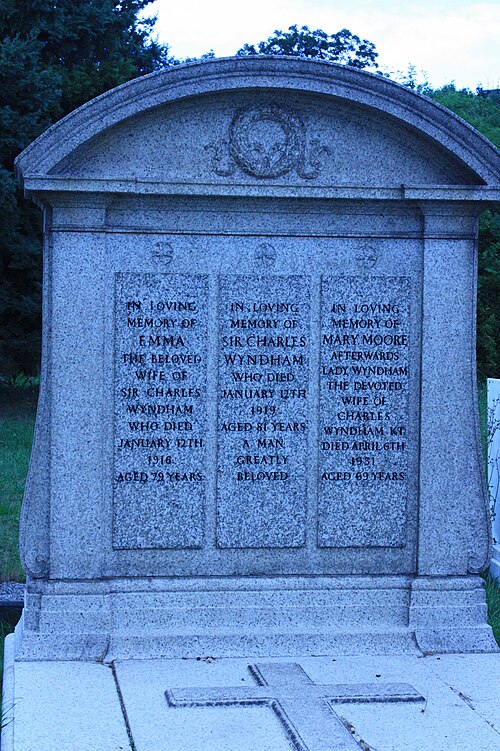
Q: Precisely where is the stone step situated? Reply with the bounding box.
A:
[15,626,420,661]
[106,627,420,660]
[112,588,410,609]
[40,587,410,611]
[116,604,409,630]
[38,602,409,631]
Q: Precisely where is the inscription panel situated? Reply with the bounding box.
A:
[110,249,418,572]
[319,276,411,548]
[113,273,208,549]
[216,275,310,548]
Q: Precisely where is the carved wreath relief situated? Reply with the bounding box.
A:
[206,104,327,180]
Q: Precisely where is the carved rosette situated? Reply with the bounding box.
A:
[206,104,327,180]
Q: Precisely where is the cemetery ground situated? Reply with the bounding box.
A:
[1,381,500,708]
[1,379,500,747]
[1,403,500,747]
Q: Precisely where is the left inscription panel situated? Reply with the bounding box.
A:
[113,273,208,549]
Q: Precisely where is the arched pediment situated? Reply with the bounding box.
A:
[15,57,500,197]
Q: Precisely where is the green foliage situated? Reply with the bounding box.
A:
[390,64,431,93]
[391,70,500,149]
[237,24,378,70]
[476,211,500,379]
[0,1,171,375]
[484,575,500,645]
[428,85,500,149]
[0,33,61,166]
[0,373,39,388]
[0,386,38,581]
[423,86,500,379]
[0,414,34,581]
[0,28,61,374]
[172,50,216,66]
[28,1,171,113]
[478,379,488,467]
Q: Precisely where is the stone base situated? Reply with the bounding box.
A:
[12,575,498,662]
[410,576,499,653]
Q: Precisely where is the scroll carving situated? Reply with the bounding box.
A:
[206,104,328,180]
[468,429,493,574]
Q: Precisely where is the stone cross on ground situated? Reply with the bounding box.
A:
[165,662,424,751]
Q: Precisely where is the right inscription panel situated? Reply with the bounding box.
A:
[319,276,410,548]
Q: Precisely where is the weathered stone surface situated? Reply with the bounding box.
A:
[114,272,209,550]
[165,662,423,751]
[217,274,310,548]
[115,654,500,751]
[6,650,500,751]
[318,275,412,549]
[1,634,130,751]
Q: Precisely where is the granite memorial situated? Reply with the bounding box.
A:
[10,57,500,661]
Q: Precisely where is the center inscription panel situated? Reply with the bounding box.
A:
[216,276,310,548]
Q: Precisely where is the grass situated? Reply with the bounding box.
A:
[484,575,500,644]
[478,379,488,467]
[0,384,34,717]
[0,386,37,581]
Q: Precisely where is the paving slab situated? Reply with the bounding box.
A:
[115,654,500,751]
[4,649,500,751]
[426,653,500,734]
[115,658,294,751]
[1,634,130,751]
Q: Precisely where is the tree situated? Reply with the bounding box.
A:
[0,1,172,375]
[237,24,378,70]
[424,85,500,378]
[0,31,62,375]
[476,211,500,379]
[428,85,500,149]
